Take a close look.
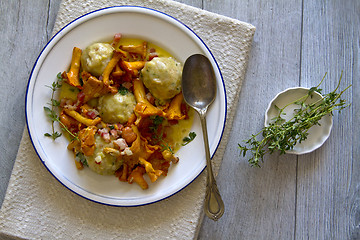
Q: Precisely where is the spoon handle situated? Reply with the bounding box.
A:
[199,111,225,221]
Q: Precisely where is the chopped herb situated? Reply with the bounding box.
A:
[160,141,174,154]
[118,86,129,95]
[56,72,63,82]
[149,115,164,132]
[51,99,60,107]
[151,115,164,125]
[76,152,88,167]
[44,72,78,140]
[149,115,174,153]
[182,132,196,146]
[44,132,62,139]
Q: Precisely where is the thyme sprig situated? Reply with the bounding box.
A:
[44,72,78,140]
[149,115,175,154]
[238,72,351,167]
[182,132,196,146]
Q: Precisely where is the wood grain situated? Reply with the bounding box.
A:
[297,0,360,239]
[0,0,60,206]
[198,0,303,239]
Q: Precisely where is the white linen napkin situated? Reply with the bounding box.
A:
[0,0,255,239]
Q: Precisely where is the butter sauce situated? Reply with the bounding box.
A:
[60,38,194,153]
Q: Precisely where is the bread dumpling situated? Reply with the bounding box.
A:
[81,43,114,77]
[141,57,182,101]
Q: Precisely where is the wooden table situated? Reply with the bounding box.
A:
[1,0,359,239]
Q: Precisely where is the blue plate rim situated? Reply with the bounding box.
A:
[25,5,227,207]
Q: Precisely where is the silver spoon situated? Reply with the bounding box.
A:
[182,54,225,221]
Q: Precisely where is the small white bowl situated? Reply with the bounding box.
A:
[264,87,333,155]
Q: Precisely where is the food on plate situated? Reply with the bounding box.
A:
[98,92,136,124]
[81,43,114,77]
[85,134,122,175]
[45,33,196,190]
[141,57,182,102]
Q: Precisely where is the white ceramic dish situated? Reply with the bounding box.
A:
[25,6,226,206]
[264,87,332,155]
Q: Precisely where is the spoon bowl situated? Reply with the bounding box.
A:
[182,54,225,221]
[182,55,217,111]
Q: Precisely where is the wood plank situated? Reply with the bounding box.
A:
[297,0,360,239]
[198,0,302,239]
[174,0,202,8]
[0,0,61,207]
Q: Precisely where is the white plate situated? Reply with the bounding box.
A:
[25,6,226,206]
[264,87,332,154]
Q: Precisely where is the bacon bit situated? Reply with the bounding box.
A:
[112,33,122,48]
[77,92,86,103]
[110,129,119,139]
[114,123,123,130]
[146,92,155,105]
[98,128,111,143]
[148,52,158,61]
[98,128,109,134]
[86,110,98,120]
[113,138,128,150]
[122,82,133,90]
[95,156,102,164]
[102,132,111,143]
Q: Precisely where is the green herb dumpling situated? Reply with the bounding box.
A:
[81,43,114,77]
[140,57,182,101]
[98,92,136,124]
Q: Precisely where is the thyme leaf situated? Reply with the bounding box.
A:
[149,115,174,154]
[182,132,196,146]
[238,72,351,167]
[44,72,78,141]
